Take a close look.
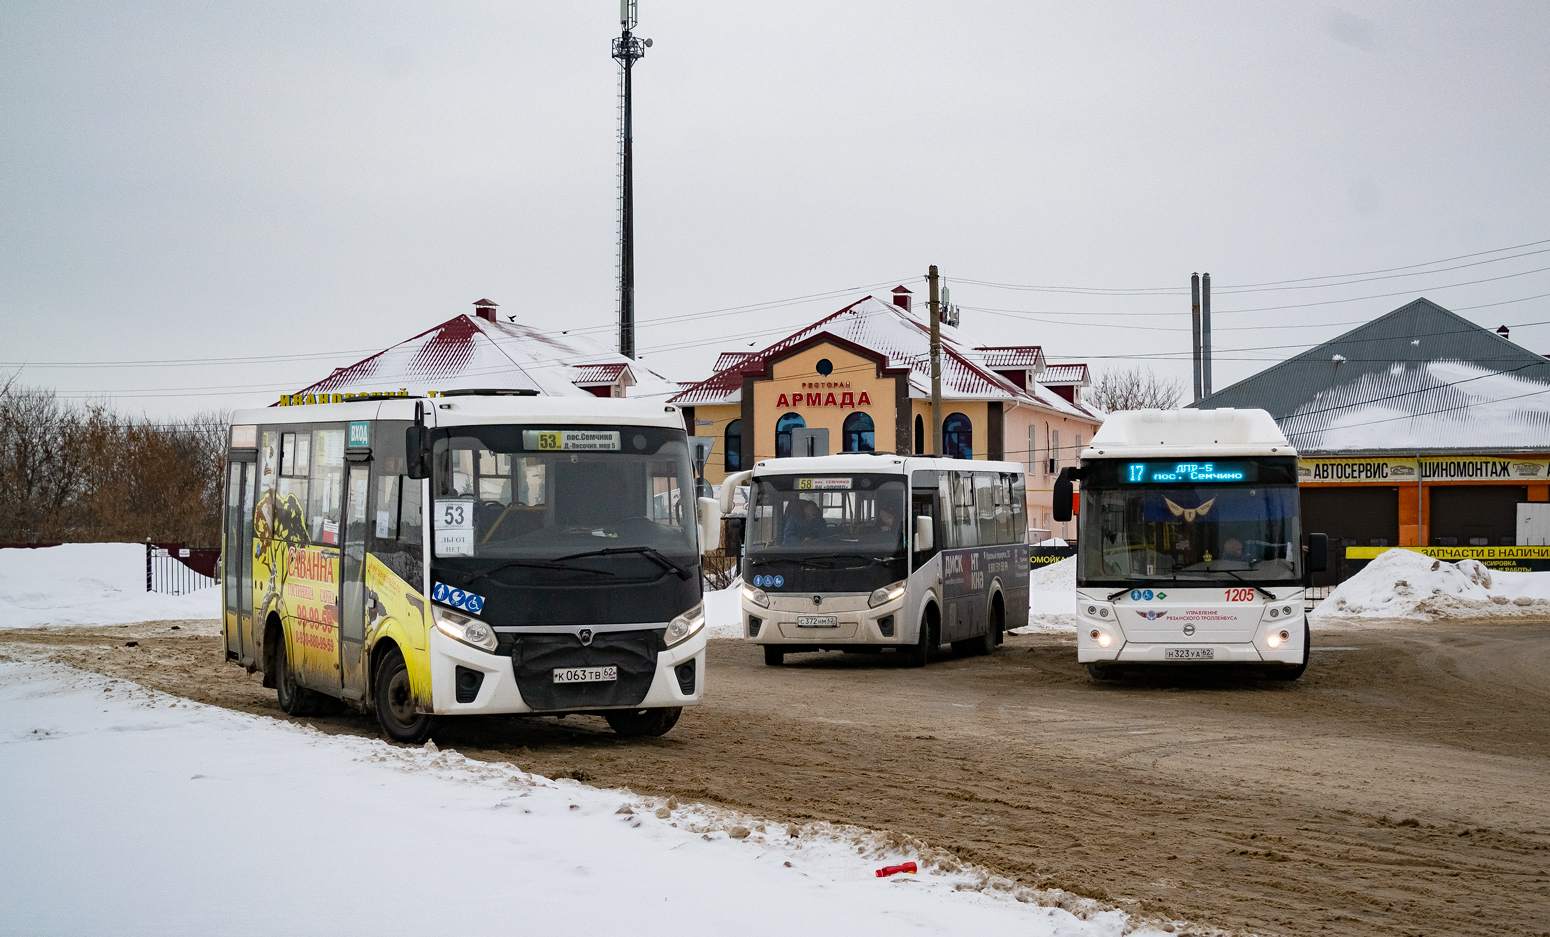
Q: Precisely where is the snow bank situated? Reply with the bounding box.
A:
[0,660,1159,937]
[1024,556,1077,633]
[1314,547,1550,623]
[704,577,744,639]
[0,543,219,629]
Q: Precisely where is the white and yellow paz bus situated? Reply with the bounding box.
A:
[221,391,719,741]
[727,454,1030,666]
[1054,408,1328,680]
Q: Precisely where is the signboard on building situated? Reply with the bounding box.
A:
[1298,457,1550,483]
[1346,544,1550,572]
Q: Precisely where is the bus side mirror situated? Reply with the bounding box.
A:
[719,470,753,515]
[698,497,721,553]
[1052,468,1074,523]
[1306,533,1329,573]
[405,426,431,480]
[914,515,933,553]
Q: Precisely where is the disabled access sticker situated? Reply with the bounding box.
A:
[431,582,485,615]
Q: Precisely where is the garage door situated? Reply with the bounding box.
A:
[1300,487,1398,587]
[1429,486,1525,547]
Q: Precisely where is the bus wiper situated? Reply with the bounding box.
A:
[1220,568,1276,600]
[1106,578,1176,602]
[461,559,617,584]
[557,546,693,581]
[800,554,894,570]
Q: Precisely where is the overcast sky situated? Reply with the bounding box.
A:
[3,2,1549,418]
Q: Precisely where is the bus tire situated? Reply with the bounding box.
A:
[905,611,937,668]
[273,628,320,716]
[605,706,682,738]
[763,645,786,667]
[1268,621,1311,681]
[373,645,435,744]
[1087,662,1116,681]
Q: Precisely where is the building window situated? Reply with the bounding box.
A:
[1052,429,1060,473]
[842,411,875,453]
[724,419,741,471]
[775,412,805,459]
[1028,424,1038,472]
[942,412,973,460]
[914,414,925,454]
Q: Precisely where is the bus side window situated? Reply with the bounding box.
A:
[952,472,979,547]
[974,472,999,545]
[308,428,346,545]
[1007,473,1028,544]
[274,431,310,543]
[370,420,424,592]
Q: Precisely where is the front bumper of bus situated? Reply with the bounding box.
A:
[1075,600,1306,665]
[426,626,706,715]
[741,591,909,646]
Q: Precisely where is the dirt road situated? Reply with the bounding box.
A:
[5,621,1549,937]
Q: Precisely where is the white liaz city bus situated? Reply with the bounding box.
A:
[221,390,719,742]
[1053,408,1328,680]
[723,454,1030,667]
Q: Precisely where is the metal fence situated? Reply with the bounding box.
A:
[146,543,219,595]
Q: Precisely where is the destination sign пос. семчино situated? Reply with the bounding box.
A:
[1124,462,1252,484]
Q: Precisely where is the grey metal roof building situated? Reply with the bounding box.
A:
[1195,298,1550,455]
[1193,298,1550,569]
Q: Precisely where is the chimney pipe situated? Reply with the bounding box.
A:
[1498,324,1511,341]
[473,298,500,323]
[891,286,912,313]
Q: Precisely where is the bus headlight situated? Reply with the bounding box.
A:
[432,605,498,653]
[742,585,770,608]
[868,581,907,608]
[1090,629,1112,648]
[665,603,705,649]
[1267,629,1289,648]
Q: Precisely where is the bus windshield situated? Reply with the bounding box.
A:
[1078,457,1302,586]
[431,425,697,563]
[744,473,907,592]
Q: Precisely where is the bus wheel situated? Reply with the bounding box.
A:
[1086,663,1116,681]
[373,646,435,744]
[273,633,319,716]
[1268,621,1311,681]
[763,646,786,667]
[905,614,936,668]
[605,707,681,737]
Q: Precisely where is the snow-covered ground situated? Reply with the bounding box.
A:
[0,660,1148,936]
[1026,557,1078,633]
[1313,547,1550,623]
[0,543,219,628]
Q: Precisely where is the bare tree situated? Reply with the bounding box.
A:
[0,376,226,544]
[1087,366,1184,413]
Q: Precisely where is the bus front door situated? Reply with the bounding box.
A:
[338,463,371,698]
[223,459,258,666]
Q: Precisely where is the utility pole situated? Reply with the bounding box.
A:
[929,265,942,456]
[1191,273,1202,404]
[612,1,649,359]
[1201,271,1213,398]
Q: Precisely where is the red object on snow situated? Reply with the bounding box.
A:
[875,862,917,878]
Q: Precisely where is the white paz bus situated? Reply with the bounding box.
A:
[1053,408,1328,680]
[724,454,1030,666]
[221,391,719,742]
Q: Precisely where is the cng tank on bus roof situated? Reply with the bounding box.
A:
[1084,408,1293,460]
